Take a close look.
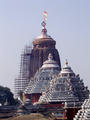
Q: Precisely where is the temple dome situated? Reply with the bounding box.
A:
[36,29,51,39]
[33,28,56,48]
[41,53,59,69]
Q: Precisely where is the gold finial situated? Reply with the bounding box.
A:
[65,59,68,65]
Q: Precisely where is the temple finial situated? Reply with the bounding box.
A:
[48,53,53,60]
[65,59,68,65]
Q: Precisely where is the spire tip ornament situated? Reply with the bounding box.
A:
[41,11,48,30]
[48,53,53,60]
[65,59,68,65]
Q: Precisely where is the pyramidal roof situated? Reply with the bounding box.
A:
[39,61,89,107]
[24,53,59,94]
[74,95,90,120]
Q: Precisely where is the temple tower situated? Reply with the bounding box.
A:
[31,11,61,77]
[15,12,61,97]
[31,24,61,77]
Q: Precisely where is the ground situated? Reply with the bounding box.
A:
[0,113,52,120]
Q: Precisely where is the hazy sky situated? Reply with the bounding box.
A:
[0,0,90,93]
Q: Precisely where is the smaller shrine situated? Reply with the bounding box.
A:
[38,60,89,119]
[39,60,89,104]
[24,53,60,103]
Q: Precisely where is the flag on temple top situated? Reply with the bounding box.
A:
[43,11,48,17]
[43,11,48,21]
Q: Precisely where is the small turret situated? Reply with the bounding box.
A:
[41,53,59,69]
[59,60,75,77]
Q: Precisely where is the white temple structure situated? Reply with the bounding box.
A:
[74,95,90,120]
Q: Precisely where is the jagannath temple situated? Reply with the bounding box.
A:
[14,12,89,120]
[15,11,61,97]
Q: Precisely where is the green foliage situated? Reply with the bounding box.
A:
[0,86,16,105]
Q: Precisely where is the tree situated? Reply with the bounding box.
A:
[0,86,17,105]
